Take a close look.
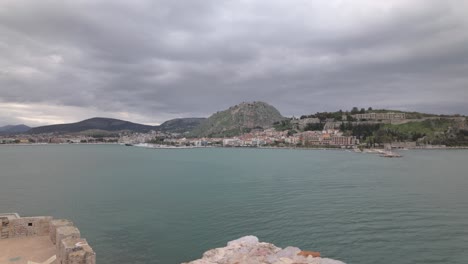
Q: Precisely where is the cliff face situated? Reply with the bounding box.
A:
[183,236,345,264]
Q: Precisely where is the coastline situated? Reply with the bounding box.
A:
[1,142,468,150]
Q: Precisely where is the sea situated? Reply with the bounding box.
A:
[1,144,467,264]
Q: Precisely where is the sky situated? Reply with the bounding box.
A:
[1,0,468,126]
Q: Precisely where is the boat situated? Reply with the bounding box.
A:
[379,151,402,158]
[124,143,133,146]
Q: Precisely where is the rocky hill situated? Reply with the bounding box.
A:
[159,118,206,133]
[191,101,285,137]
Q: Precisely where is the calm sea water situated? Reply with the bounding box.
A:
[1,145,468,264]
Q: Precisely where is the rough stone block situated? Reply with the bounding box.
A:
[56,226,80,251]
[60,237,96,264]
[9,216,52,237]
[49,219,73,244]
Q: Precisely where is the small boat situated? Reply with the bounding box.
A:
[380,152,402,158]
[125,143,133,146]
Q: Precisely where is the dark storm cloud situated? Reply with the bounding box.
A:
[1,0,467,126]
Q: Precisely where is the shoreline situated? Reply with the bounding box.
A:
[2,143,468,151]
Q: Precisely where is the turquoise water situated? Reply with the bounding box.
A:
[1,145,468,264]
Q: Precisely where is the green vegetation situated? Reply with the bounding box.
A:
[340,123,381,140]
[383,119,452,136]
[191,101,284,137]
[445,129,468,146]
[300,111,344,121]
[304,123,325,131]
[273,119,292,131]
[339,118,468,146]
[79,129,120,138]
[148,137,165,144]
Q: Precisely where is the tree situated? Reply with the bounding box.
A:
[360,108,366,114]
[351,107,359,114]
[368,107,373,111]
[304,123,325,131]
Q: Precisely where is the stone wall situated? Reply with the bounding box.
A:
[49,219,96,264]
[8,216,52,238]
[0,215,52,239]
[0,213,95,264]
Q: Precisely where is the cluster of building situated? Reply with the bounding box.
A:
[1,126,360,148]
[0,134,118,144]
[346,112,406,121]
[296,130,359,147]
[118,130,170,144]
[151,128,358,148]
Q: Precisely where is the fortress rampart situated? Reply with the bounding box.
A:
[0,213,95,264]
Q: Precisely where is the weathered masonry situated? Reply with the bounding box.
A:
[347,112,406,121]
[0,213,95,264]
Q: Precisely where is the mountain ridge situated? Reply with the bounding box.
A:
[28,117,155,134]
[27,117,205,134]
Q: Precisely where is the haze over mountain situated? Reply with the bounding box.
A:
[28,117,205,134]
[0,124,31,134]
[28,118,155,134]
[25,102,284,136]
[191,101,285,137]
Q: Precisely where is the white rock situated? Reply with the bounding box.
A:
[183,236,345,264]
[278,257,294,264]
[320,258,346,264]
[227,235,259,247]
[275,246,301,258]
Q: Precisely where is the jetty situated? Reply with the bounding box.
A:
[0,213,95,264]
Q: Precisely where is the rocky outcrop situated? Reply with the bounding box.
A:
[183,236,345,264]
[191,102,285,137]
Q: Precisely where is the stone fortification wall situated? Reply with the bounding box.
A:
[8,216,52,238]
[0,213,95,264]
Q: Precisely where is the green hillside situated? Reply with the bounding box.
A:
[191,101,285,137]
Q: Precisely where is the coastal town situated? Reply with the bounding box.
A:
[0,126,359,148]
[2,109,466,154]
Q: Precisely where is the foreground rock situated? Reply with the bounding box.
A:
[183,236,345,264]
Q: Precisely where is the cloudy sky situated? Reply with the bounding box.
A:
[1,0,467,126]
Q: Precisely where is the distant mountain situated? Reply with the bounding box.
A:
[29,117,156,134]
[191,101,285,137]
[159,118,206,133]
[27,117,205,135]
[0,124,31,134]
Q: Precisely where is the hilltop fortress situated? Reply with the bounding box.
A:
[0,213,95,264]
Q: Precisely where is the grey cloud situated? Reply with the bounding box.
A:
[1,0,468,126]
